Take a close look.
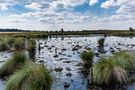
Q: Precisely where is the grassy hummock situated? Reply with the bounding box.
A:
[6,61,52,90]
[93,51,135,88]
[0,51,27,78]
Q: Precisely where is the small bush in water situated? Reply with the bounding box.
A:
[81,50,94,69]
[81,50,94,61]
[6,61,52,90]
[98,38,105,47]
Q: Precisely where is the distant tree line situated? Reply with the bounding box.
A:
[0,29,30,32]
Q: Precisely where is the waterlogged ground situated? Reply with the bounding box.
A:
[0,35,135,90]
[36,35,135,90]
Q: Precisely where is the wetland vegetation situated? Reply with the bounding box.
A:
[0,31,135,90]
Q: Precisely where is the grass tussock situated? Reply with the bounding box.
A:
[14,38,25,50]
[0,51,27,78]
[93,51,135,87]
[98,38,105,47]
[113,50,135,71]
[93,58,128,86]
[6,61,52,90]
[81,50,94,69]
[0,38,10,51]
[27,39,36,60]
[81,50,94,61]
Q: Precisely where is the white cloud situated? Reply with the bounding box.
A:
[101,0,116,9]
[89,0,98,6]
[25,2,42,10]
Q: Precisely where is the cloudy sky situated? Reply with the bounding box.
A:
[0,0,135,31]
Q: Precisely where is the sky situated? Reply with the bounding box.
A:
[0,0,135,31]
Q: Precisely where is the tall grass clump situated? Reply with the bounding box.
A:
[27,39,36,61]
[0,51,27,78]
[93,57,128,87]
[98,38,105,47]
[14,38,25,50]
[113,51,135,71]
[98,38,105,53]
[6,38,15,48]
[81,50,94,68]
[0,39,9,51]
[93,51,135,88]
[6,61,52,90]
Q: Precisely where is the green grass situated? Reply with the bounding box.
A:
[27,39,36,60]
[93,51,135,87]
[0,51,27,78]
[14,38,25,50]
[113,51,135,71]
[81,50,94,61]
[0,38,10,51]
[81,50,94,69]
[6,61,52,90]
[98,38,105,47]
[93,57,128,86]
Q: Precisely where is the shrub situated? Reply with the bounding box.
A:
[0,51,27,78]
[6,61,52,90]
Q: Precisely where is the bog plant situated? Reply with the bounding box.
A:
[14,38,25,50]
[0,38,12,51]
[98,38,105,47]
[93,51,135,88]
[81,50,94,61]
[81,50,94,69]
[93,58,128,87]
[6,61,52,90]
[113,50,135,71]
[0,51,27,78]
[27,39,36,61]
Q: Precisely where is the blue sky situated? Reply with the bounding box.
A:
[0,0,135,31]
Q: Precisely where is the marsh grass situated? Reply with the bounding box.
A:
[14,38,25,50]
[81,50,94,61]
[0,38,10,51]
[27,39,36,60]
[113,51,135,71]
[98,38,105,47]
[81,50,94,69]
[93,58,128,87]
[6,61,52,90]
[0,51,27,78]
[93,51,135,87]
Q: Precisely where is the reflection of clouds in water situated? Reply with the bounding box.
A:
[36,36,135,90]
